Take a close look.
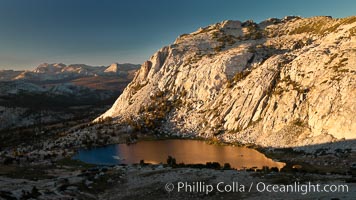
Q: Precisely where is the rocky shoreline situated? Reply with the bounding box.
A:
[1,161,355,199]
[1,127,356,199]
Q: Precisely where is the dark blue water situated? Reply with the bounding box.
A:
[73,144,122,165]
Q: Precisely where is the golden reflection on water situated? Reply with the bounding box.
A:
[116,140,285,170]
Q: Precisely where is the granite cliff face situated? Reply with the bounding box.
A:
[99,16,356,147]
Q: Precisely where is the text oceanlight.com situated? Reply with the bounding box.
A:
[164,181,349,195]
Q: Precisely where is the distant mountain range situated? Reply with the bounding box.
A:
[0,62,140,81]
[0,62,140,130]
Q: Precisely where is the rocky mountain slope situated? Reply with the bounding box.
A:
[98,16,356,148]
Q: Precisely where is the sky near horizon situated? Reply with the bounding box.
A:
[0,0,355,70]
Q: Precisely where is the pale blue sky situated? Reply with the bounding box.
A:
[0,0,355,69]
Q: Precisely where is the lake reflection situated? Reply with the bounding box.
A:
[73,139,285,169]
